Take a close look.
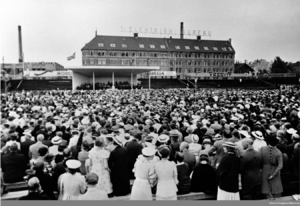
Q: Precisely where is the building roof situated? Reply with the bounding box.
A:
[81,35,235,54]
[234,63,254,73]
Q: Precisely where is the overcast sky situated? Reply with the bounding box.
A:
[0,0,299,67]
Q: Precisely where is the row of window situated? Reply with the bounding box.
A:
[97,42,233,51]
[82,58,234,67]
[170,68,234,73]
[82,50,234,59]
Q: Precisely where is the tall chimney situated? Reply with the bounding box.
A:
[18,26,23,63]
[229,38,232,44]
[180,22,184,39]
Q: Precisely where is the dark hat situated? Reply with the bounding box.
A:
[44,154,55,163]
[199,154,209,162]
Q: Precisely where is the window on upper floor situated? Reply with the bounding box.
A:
[213,47,218,51]
[204,47,209,50]
[122,44,127,48]
[185,46,190,50]
[150,45,155,49]
[228,47,233,51]
[139,44,145,48]
[110,44,116,48]
[222,47,227,51]
[98,43,104,47]
[194,46,200,50]
[175,46,180,49]
[160,45,166,49]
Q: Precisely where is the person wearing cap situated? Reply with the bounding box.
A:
[198,138,214,165]
[58,159,87,200]
[240,138,262,200]
[1,143,27,183]
[68,129,81,149]
[260,135,283,199]
[3,133,21,151]
[29,134,48,162]
[216,141,240,200]
[88,136,113,195]
[130,147,157,200]
[19,177,52,200]
[78,173,108,200]
[108,135,131,197]
[149,126,159,145]
[190,154,217,194]
[154,147,178,200]
[252,131,267,152]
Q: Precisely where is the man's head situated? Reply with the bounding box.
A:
[242,138,253,150]
[9,143,18,152]
[37,134,44,142]
[85,173,99,186]
[27,177,41,192]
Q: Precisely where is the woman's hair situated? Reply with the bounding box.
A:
[95,136,105,147]
[159,147,170,158]
[82,141,90,151]
[86,173,99,185]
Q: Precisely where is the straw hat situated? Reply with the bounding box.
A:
[112,135,123,146]
[51,136,62,145]
[251,131,264,140]
[222,141,236,148]
[157,134,170,143]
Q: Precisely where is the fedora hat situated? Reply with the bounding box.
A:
[44,154,55,163]
[112,135,123,146]
[65,159,81,169]
[287,128,297,135]
[191,135,199,143]
[142,147,156,157]
[157,134,170,143]
[51,136,62,145]
[251,131,264,140]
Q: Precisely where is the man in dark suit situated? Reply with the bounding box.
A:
[108,136,131,197]
[125,133,143,179]
[21,133,35,164]
[180,142,196,174]
[1,143,27,183]
[240,138,262,200]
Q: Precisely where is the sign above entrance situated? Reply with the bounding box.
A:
[148,71,176,77]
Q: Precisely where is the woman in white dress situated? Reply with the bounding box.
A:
[130,147,157,200]
[154,147,178,200]
[88,136,113,195]
[58,160,87,200]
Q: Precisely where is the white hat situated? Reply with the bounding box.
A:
[65,159,81,169]
[112,135,123,146]
[222,141,236,148]
[239,130,251,138]
[251,131,264,140]
[157,134,170,143]
[51,136,62,145]
[287,128,297,135]
[23,131,32,136]
[142,147,156,157]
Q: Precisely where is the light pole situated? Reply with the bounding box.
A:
[194,78,198,92]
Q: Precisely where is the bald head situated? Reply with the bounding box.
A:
[37,134,44,142]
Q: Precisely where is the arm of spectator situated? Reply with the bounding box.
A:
[239,155,246,174]
[173,162,179,185]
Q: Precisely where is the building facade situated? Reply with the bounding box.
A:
[81,33,235,79]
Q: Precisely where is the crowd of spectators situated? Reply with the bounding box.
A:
[76,81,142,90]
[0,87,299,200]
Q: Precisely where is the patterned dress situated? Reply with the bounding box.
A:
[89,147,113,194]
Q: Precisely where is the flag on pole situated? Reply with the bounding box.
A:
[67,53,76,61]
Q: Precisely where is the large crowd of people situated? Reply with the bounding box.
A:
[0,87,299,201]
[76,81,142,90]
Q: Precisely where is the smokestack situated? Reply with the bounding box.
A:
[18,26,23,63]
[180,22,184,39]
[197,36,201,41]
[229,38,232,44]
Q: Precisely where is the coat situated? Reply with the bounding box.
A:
[20,139,35,163]
[125,139,143,179]
[240,148,262,192]
[260,146,283,195]
[1,152,27,183]
[216,152,240,193]
[182,150,196,174]
[191,163,217,194]
[108,145,131,196]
